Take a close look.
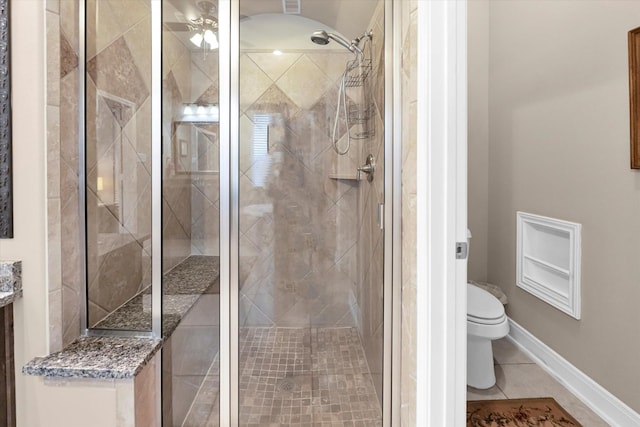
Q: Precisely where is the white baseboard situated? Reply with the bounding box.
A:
[507,318,640,427]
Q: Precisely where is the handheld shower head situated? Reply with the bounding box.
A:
[310,30,330,45]
[310,30,362,54]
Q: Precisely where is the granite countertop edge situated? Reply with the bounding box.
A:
[0,260,23,309]
[22,337,163,380]
[0,289,23,309]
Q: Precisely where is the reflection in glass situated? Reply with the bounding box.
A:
[161,0,221,425]
[85,0,152,331]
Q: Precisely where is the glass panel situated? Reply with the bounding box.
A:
[237,1,385,424]
[161,0,220,425]
[85,0,153,331]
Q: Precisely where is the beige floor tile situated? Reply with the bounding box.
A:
[467,385,507,401]
[492,338,534,365]
[495,363,610,426]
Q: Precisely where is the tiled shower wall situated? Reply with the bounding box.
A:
[187,51,220,257]
[236,47,360,328]
[47,0,196,345]
[46,0,63,352]
[84,0,155,327]
[400,1,418,425]
[356,0,385,401]
[47,0,81,351]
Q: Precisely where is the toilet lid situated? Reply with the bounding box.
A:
[467,283,505,324]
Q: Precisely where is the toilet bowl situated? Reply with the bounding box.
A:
[467,283,509,389]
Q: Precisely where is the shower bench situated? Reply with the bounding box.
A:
[22,256,219,427]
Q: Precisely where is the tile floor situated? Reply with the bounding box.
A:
[182,327,382,427]
[467,338,610,427]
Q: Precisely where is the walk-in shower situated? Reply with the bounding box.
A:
[82,0,390,425]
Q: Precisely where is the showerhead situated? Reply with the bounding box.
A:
[311,30,330,45]
[310,30,362,54]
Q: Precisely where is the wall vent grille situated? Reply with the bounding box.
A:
[282,0,301,14]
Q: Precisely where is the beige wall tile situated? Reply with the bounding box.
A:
[48,289,63,353]
[60,70,79,165]
[239,54,272,112]
[47,0,60,14]
[123,15,152,90]
[134,355,159,426]
[46,11,60,106]
[107,0,149,36]
[47,198,62,293]
[47,106,61,199]
[275,55,330,110]
[59,0,78,53]
[247,52,301,82]
[400,0,418,422]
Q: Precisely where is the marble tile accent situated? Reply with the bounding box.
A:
[60,32,78,79]
[87,36,149,108]
[23,336,162,380]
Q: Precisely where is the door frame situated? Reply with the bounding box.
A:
[416,1,468,426]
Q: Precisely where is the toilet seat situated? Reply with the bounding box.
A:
[467,284,505,324]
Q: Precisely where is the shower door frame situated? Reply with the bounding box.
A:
[217,0,402,425]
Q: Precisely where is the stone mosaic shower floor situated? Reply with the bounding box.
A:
[182,327,382,427]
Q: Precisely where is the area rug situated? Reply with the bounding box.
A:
[467,397,582,426]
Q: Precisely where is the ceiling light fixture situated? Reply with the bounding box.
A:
[188,1,219,51]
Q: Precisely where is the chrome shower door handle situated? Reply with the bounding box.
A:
[357,154,375,182]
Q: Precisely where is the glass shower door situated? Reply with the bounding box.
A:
[161,1,221,425]
[236,1,386,424]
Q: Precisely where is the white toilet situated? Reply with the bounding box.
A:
[467,283,509,389]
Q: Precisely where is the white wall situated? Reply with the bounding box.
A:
[0,0,49,426]
[485,0,640,412]
[467,0,489,282]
